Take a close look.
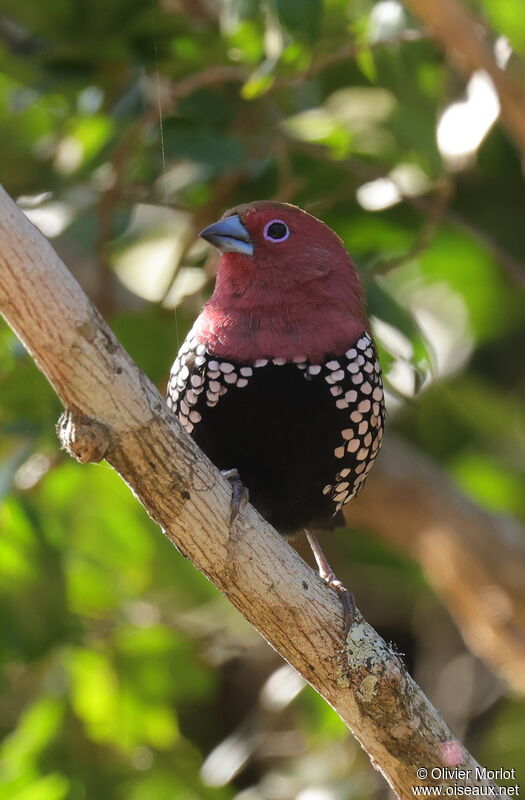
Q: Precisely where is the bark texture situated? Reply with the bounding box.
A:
[0,185,499,798]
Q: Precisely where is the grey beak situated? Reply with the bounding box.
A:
[199,214,254,256]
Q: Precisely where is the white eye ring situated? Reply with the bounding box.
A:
[263,219,290,242]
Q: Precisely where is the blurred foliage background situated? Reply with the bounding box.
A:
[1,0,525,797]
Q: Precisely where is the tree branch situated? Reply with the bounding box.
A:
[0,185,499,798]
[404,0,525,159]
[350,436,525,695]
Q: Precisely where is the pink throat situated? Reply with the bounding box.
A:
[192,304,366,363]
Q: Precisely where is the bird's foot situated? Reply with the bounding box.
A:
[221,468,249,524]
[305,530,355,636]
[319,569,355,637]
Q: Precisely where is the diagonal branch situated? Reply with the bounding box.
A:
[404,0,525,159]
[0,185,499,799]
[350,436,525,694]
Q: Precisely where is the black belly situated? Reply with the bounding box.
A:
[167,334,385,537]
[189,364,349,534]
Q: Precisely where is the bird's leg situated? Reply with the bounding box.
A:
[305,530,355,636]
[221,468,249,524]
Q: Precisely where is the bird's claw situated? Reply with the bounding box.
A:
[320,571,355,636]
[221,468,249,524]
[305,531,355,636]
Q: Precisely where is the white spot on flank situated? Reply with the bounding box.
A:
[351,372,364,384]
[209,380,220,392]
[208,360,219,371]
[361,381,372,394]
[356,448,369,460]
[189,410,201,423]
[347,362,360,374]
[240,367,253,377]
[255,359,268,368]
[358,421,369,435]
[273,357,287,365]
[345,348,357,359]
[308,365,321,375]
[224,373,237,384]
[345,390,358,403]
[330,369,345,382]
[220,362,235,373]
[334,446,345,459]
[326,360,340,370]
[358,399,371,413]
[336,399,348,409]
[330,385,343,397]
[350,410,363,423]
[339,468,351,477]
[237,378,248,388]
[341,429,354,440]
[322,484,332,495]
[347,440,360,453]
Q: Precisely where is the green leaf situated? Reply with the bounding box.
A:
[367,277,433,379]
[0,774,69,800]
[274,0,323,42]
[481,0,525,55]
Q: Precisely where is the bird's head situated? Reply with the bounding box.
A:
[200,201,359,293]
[196,201,368,361]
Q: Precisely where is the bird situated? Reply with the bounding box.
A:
[167,201,385,632]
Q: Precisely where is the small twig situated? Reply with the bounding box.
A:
[306,28,428,76]
[274,138,304,203]
[95,186,119,316]
[444,209,525,290]
[290,140,525,288]
[158,172,246,304]
[374,178,454,274]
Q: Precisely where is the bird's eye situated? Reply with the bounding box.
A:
[263,219,290,242]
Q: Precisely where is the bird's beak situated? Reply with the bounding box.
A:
[199,214,254,256]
